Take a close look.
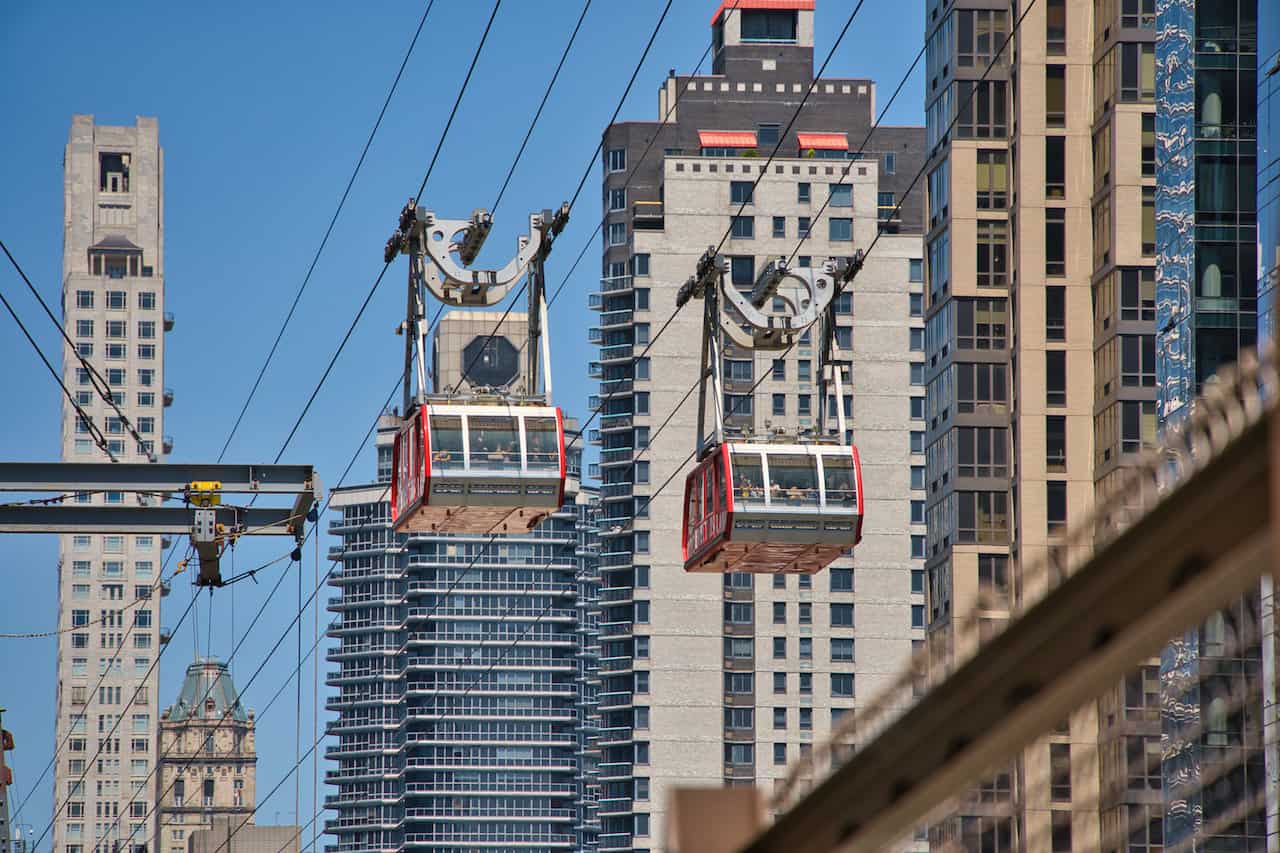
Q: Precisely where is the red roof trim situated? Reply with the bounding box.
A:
[699,130,759,148]
[711,0,815,26]
[797,132,850,151]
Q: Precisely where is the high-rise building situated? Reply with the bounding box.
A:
[595,3,927,847]
[155,660,256,853]
[325,312,601,853]
[54,115,171,853]
[1257,4,1279,346]
[922,0,1162,847]
[185,816,297,853]
[1155,2,1266,849]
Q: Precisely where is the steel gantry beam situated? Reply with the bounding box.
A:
[0,462,321,587]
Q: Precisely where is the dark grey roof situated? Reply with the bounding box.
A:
[165,658,248,722]
[90,234,143,253]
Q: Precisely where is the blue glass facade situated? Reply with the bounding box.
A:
[324,418,600,853]
[1157,2,1263,847]
[1259,1,1280,346]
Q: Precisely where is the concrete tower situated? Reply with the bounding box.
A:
[54,115,171,853]
[594,2,928,847]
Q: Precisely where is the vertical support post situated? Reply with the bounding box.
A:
[526,246,551,399]
[708,277,726,446]
[0,707,11,853]
[694,291,713,461]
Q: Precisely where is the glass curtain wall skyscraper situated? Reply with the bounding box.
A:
[1155,1,1265,849]
[325,315,600,853]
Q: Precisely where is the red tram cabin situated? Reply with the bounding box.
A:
[392,403,566,534]
[682,442,863,574]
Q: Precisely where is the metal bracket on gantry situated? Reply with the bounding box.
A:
[677,248,845,459]
[0,463,321,588]
[384,199,570,411]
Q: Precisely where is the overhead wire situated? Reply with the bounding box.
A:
[94,371,405,850]
[455,0,688,390]
[270,0,505,465]
[216,0,442,462]
[7,540,187,825]
[1,239,154,462]
[0,277,114,460]
[26,585,201,853]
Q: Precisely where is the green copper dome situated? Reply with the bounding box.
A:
[166,657,247,722]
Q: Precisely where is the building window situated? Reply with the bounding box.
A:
[1121,335,1156,387]
[1051,811,1072,852]
[831,674,854,697]
[829,184,852,207]
[976,150,1008,209]
[957,491,1010,543]
[797,394,811,416]
[799,637,813,659]
[911,604,925,628]
[883,152,896,175]
[731,216,755,239]
[976,221,1008,287]
[741,8,798,42]
[1050,743,1072,801]
[1120,43,1156,102]
[731,181,755,205]
[797,182,811,203]
[956,9,1009,67]
[609,188,626,211]
[830,603,854,627]
[607,149,626,172]
[1046,351,1067,406]
[1046,286,1066,341]
[910,396,925,420]
[1045,209,1066,277]
[910,328,925,351]
[1047,481,1068,535]
[76,290,94,309]
[138,292,156,310]
[99,153,130,192]
[772,216,786,238]
[607,222,627,246]
[1046,416,1067,473]
[1046,0,1066,54]
[1046,65,1066,127]
[830,568,853,591]
[1141,113,1156,176]
[957,80,1008,137]
[799,672,813,695]
[771,394,786,416]
[829,218,853,241]
[1045,137,1066,200]
[831,638,854,662]
[798,216,811,237]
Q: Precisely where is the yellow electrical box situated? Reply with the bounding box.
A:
[188,481,223,507]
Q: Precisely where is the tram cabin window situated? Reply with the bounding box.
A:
[823,456,857,507]
[732,452,766,504]
[429,415,464,469]
[526,417,559,470]
[469,415,519,469]
[768,455,819,506]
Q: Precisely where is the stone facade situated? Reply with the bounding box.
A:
[186,817,296,853]
[155,660,256,853]
[53,115,171,853]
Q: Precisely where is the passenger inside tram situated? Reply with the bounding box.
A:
[823,459,857,507]
[768,455,819,506]
[430,414,464,469]
[732,453,766,504]
[526,418,559,470]
[470,417,519,469]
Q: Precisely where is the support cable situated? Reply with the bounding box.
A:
[216,0,441,462]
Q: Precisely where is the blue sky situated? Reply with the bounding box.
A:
[0,0,924,842]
